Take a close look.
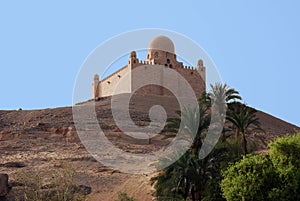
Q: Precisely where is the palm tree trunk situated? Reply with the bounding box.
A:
[235,128,239,143]
[196,187,202,201]
[235,128,241,155]
[242,132,248,155]
[183,186,188,200]
[191,186,196,201]
[191,182,202,201]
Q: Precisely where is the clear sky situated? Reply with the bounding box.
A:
[0,1,299,126]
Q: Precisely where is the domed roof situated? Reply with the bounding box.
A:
[149,35,175,53]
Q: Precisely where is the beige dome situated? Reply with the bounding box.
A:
[149,35,175,53]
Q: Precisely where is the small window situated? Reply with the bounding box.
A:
[154,52,158,58]
[107,81,111,84]
[133,60,136,64]
[128,60,130,64]
[169,64,173,68]
[167,59,170,64]
[118,75,121,78]
[191,71,194,75]
[147,54,149,59]
[164,64,168,66]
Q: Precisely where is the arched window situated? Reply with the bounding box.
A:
[147,54,149,59]
[133,60,136,64]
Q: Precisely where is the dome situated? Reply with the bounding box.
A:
[149,35,175,54]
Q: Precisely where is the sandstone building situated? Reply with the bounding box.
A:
[92,36,206,99]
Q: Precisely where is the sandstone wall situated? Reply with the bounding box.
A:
[131,65,205,98]
[99,65,131,97]
[97,63,205,99]
[176,67,206,98]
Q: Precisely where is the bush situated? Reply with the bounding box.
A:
[15,163,87,201]
[268,133,300,200]
[115,192,136,201]
[221,133,300,201]
[220,154,276,201]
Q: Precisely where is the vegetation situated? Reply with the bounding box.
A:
[152,83,247,201]
[220,154,277,201]
[268,133,300,200]
[208,83,241,115]
[226,104,264,155]
[152,83,299,201]
[15,163,87,201]
[221,133,300,201]
[115,192,136,201]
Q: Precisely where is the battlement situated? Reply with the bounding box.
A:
[183,65,195,70]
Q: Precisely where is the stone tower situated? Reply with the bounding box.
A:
[92,74,100,99]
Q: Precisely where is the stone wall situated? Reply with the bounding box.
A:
[95,63,205,99]
[131,64,205,98]
[176,67,206,98]
[99,65,131,97]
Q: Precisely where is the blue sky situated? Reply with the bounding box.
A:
[0,1,299,126]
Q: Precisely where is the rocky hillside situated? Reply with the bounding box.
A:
[0,94,299,200]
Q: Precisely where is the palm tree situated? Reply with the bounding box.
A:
[158,96,211,200]
[153,148,223,201]
[151,153,189,200]
[163,101,210,155]
[208,83,241,116]
[163,83,241,148]
[207,83,242,146]
[154,84,243,200]
[156,92,227,200]
[226,104,264,155]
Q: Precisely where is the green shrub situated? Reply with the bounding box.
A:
[268,133,300,200]
[115,192,136,201]
[220,154,276,201]
[221,133,300,201]
[15,163,86,201]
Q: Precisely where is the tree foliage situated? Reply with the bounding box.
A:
[226,104,264,155]
[220,154,277,201]
[208,83,241,108]
[154,82,299,201]
[221,133,300,201]
[153,83,243,201]
[268,133,300,200]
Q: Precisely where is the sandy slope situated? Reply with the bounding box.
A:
[0,94,299,200]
